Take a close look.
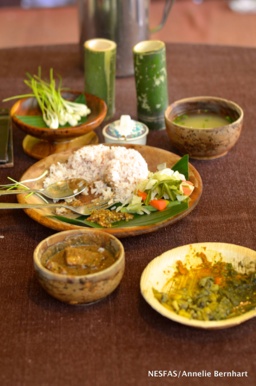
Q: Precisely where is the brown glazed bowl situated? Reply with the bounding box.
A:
[33,229,125,305]
[165,96,244,160]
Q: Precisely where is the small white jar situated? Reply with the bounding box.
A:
[102,116,149,145]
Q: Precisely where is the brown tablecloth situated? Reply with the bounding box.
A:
[0,43,255,386]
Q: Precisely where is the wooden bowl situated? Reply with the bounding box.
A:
[165,96,244,160]
[33,229,125,305]
[141,242,256,329]
[10,91,107,159]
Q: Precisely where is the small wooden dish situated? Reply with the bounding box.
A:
[10,91,107,159]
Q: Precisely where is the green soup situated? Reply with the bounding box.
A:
[173,111,233,129]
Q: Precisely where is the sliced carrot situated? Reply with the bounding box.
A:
[137,190,147,201]
[149,199,169,211]
[180,181,194,196]
[181,186,193,196]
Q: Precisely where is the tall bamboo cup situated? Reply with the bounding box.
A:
[84,39,116,120]
[133,40,169,130]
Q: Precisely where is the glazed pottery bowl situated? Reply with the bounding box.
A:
[33,229,125,305]
[165,96,244,159]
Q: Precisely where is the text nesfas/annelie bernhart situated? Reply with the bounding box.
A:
[148,370,249,378]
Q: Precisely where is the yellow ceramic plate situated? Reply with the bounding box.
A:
[17,144,202,238]
[140,242,256,329]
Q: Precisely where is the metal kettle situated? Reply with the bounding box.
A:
[78,0,174,77]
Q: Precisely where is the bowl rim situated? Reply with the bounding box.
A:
[33,229,125,280]
[133,40,165,54]
[165,96,244,131]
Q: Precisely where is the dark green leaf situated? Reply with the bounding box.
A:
[50,201,188,229]
[74,94,87,105]
[49,215,102,228]
[16,114,88,128]
[112,201,188,228]
[172,154,189,180]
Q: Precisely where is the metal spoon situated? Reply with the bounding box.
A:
[0,199,110,215]
[0,178,88,200]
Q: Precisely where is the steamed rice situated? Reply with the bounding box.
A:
[43,145,149,203]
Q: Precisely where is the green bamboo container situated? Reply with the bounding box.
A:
[133,40,169,130]
[84,39,117,120]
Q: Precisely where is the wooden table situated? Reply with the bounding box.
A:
[0,42,255,386]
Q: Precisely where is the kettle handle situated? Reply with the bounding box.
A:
[150,0,175,33]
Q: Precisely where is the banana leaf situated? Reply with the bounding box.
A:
[171,154,189,180]
[50,201,188,229]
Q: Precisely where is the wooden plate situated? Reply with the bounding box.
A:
[17,144,203,237]
[141,243,256,329]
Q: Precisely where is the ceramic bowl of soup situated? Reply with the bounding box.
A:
[33,229,125,305]
[165,96,244,159]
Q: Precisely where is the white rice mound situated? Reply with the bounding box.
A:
[43,145,149,203]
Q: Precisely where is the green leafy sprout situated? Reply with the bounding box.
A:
[3,68,91,129]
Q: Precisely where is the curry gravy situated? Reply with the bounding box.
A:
[43,245,116,275]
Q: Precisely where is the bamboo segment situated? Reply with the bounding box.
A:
[84,39,117,120]
[133,40,169,130]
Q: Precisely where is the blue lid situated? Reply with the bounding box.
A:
[105,120,148,139]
